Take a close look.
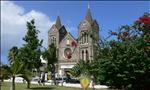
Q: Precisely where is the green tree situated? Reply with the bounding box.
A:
[42,43,58,84]
[8,46,19,64]
[6,60,24,90]
[5,60,32,90]
[7,46,33,89]
[98,13,150,89]
[69,60,90,77]
[21,69,33,88]
[7,19,42,89]
[20,19,43,71]
[69,60,91,90]
[0,64,9,82]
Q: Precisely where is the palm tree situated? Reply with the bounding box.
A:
[21,70,33,88]
[6,60,24,90]
[42,43,58,85]
[69,60,91,90]
[7,46,33,90]
[8,46,19,64]
[69,60,90,77]
[6,60,33,90]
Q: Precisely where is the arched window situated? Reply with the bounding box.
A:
[81,32,88,44]
[86,50,89,60]
[81,33,84,44]
[86,34,88,43]
[51,39,53,44]
[54,38,56,45]
[52,37,54,44]
[84,33,86,43]
[82,50,84,60]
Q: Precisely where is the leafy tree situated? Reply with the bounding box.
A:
[69,60,90,77]
[8,46,19,64]
[0,64,9,82]
[5,60,32,90]
[7,46,33,89]
[6,19,42,89]
[20,19,43,71]
[98,13,150,89]
[69,60,91,90]
[42,43,58,84]
[21,69,33,88]
[6,60,24,90]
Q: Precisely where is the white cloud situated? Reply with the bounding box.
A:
[1,1,54,64]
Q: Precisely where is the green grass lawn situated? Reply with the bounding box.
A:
[1,82,109,90]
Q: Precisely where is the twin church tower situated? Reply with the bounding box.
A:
[48,6,100,75]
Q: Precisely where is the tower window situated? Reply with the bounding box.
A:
[84,34,86,43]
[51,36,56,45]
[82,50,84,60]
[81,32,88,44]
[86,34,88,43]
[81,33,84,44]
[54,38,56,45]
[86,50,89,60]
[52,37,54,44]
[51,39,53,44]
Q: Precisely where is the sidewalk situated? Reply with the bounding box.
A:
[58,82,108,89]
[4,80,108,89]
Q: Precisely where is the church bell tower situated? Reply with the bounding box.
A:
[78,4,99,61]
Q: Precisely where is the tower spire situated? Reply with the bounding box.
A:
[85,3,93,23]
[55,16,62,29]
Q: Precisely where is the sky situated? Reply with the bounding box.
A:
[1,1,150,64]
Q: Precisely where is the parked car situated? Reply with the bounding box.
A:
[55,77,66,83]
[32,76,39,82]
[66,78,80,83]
[47,80,54,83]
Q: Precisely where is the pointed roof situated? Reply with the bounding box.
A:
[85,7,93,23]
[59,32,77,45]
[55,16,62,29]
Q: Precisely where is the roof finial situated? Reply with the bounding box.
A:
[88,1,90,9]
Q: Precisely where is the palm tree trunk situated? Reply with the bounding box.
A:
[27,81,30,88]
[12,76,15,90]
[52,64,56,85]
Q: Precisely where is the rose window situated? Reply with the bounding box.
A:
[64,48,72,59]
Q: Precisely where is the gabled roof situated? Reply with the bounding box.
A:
[59,32,77,45]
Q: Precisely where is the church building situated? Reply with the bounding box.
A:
[48,6,100,76]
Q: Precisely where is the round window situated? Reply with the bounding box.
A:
[64,48,72,59]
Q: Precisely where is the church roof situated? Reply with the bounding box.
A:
[58,25,67,42]
[55,16,62,29]
[59,32,77,45]
[92,19,99,27]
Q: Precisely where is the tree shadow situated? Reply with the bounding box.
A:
[30,86,54,90]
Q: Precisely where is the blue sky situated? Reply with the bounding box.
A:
[1,1,150,64]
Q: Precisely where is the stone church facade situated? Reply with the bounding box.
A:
[48,7,99,76]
